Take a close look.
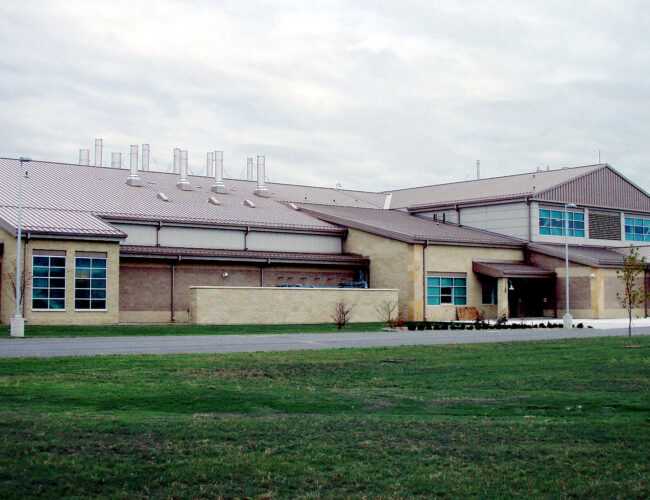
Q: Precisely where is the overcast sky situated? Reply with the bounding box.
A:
[1,1,648,191]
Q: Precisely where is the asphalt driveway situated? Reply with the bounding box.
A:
[1,326,648,358]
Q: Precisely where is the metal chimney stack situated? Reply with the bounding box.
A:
[211,151,227,194]
[176,150,191,190]
[126,145,143,186]
[111,152,121,169]
[141,144,150,171]
[94,138,103,167]
[476,160,480,180]
[173,148,181,174]
[247,157,253,181]
[79,149,90,165]
[254,155,269,197]
[206,152,214,177]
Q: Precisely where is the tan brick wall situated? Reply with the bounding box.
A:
[343,229,412,319]
[190,286,398,325]
[424,245,524,321]
[0,233,121,325]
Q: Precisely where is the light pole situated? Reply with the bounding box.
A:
[10,157,31,338]
[563,202,577,329]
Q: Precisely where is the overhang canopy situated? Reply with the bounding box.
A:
[473,260,555,279]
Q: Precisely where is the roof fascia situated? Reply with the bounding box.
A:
[25,232,124,242]
[119,251,367,266]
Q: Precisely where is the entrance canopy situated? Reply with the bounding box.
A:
[472,261,555,279]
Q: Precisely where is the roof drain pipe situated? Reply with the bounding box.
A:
[247,157,254,181]
[141,144,150,171]
[206,152,214,178]
[126,145,144,186]
[211,151,227,194]
[254,155,269,197]
[177,150,192,190]
[94,138,103,167]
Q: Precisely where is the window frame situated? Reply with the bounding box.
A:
[31,254,67,311]
[426,275,467,306]
[624,216,650,242]
[74,255,108,311]
[539,207,585,237]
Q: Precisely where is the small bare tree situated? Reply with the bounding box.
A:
[332,300,354,329]
[616,246,649,346]
[4,264,31,313]
[376,298,398,327]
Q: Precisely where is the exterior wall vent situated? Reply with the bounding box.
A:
[157,192,169,202]
[589,210,621,240]
[208,196,220,206]
[244,199,256,208]
[126,145,144,187]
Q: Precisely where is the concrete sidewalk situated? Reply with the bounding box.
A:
[1,326,648,359]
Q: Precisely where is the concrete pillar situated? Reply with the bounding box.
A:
[497,277,509,319]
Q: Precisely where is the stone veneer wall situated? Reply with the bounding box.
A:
[190,286,399,325]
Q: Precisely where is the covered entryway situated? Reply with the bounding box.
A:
[473,261,556,319]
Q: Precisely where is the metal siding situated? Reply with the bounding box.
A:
[246,231,342,253]
[459,203,529,239]
[158,226,245,250]
[112,223,158,246]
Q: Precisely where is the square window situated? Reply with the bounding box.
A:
[441,278,453,287]
[75,299,90,310]
[76,258,92,268]
[91,300,106,310]
[91,268,106,279]
[50,299,65,310]
[51,257,66,267]
[92,259,107,269]
[75,268,91,279]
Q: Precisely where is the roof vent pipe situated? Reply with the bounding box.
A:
[173,148,181,174]
[206,152,214,177]
[211,151,227,194]
[141,144,150,171]
[94,138,103,166]
[126,145,144,186]
[247,157,253,181]
[111,152,121,169]
[79,149,90,165]
[254,155,269,197]
[177,150,191,190]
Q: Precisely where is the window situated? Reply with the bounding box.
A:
[75,256,107,310]
[539,208,585,237]
[481,277,497,305]
[427,276,466,306]
[625,217,650,242]
[32,255,66,310]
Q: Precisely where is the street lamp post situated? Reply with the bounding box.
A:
[10,157,31,338]
[563,202,577,329]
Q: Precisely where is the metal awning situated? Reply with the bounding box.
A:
[473,261,555,279]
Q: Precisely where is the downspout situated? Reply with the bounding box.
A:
[156,221,162,247]
[422,245,427,321]
[645,268,648,318]
[170,258,178,322]
[22,233,29,318]
[244,227,250,251]
[455,204,460,225]
[526,197,531,242]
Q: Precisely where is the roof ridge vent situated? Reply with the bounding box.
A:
[126,145,144,187]
[244,199,256,208]
[157,192,169,202]
[208,196,220,206]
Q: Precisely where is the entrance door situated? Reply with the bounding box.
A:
[507,278,553,318]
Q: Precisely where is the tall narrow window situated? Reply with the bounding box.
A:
[427,275,467,306]
[75,255,107,310]
[481,277,497,305]
[32,254,66,310]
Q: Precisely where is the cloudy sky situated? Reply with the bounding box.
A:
[1,1,648,191]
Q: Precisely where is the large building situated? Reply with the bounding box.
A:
[0,150,648,325]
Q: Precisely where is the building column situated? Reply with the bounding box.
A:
[497,277,509,319]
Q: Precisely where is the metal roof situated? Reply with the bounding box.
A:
[528,243,635,268]
[298,204,524,247]
[387,164,602,210]
[0,158,343,237]
[473,260,555,278]
[120,245,368,266]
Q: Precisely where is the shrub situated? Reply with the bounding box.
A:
[331,300,354,329]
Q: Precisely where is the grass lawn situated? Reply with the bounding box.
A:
[0,322,386,338]
[0,336,648,498]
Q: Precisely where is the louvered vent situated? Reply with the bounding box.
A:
[588,211,621,240]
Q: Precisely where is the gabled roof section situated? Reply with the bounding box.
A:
[385,164,602,210]
[0,158,344,235]
[0,206,126,239]
[533,164,650,211]
[298,204,524,248]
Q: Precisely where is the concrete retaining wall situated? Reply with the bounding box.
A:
[189,286,399,325]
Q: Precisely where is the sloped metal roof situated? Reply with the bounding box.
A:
[387,164,602,210]
[298,204,524,247]
[472,260,555,278]
[528,243,635,268]
[0,158,343,236]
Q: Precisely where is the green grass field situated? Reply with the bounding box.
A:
[0,322,386,338]
[1,336,648,498]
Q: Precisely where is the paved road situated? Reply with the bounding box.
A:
[1,327,648,358]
